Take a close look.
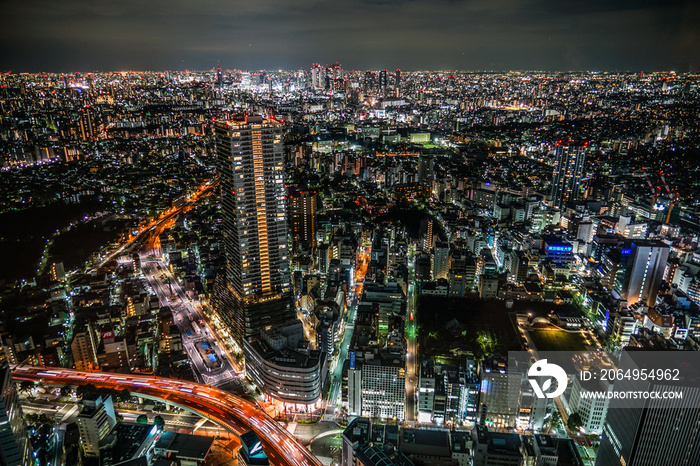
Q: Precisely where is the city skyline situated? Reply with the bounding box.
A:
[2,0,700,73]
[1,62,699,465]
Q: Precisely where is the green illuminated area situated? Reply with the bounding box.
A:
[528,329,588,352]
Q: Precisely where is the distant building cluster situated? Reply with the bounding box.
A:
[1,66,700,465]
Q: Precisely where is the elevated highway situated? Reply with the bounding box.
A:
[12,366,321,466]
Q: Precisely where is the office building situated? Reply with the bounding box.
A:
[400,429,453,465]
[597,352,700,466]
[360,358,406,421]
[216,63,223,88]
[289,188,318,251]
[550,143,586,210]
[379,70,388,91]
[0,365,31,466]
[154,431,214,464]
[449,251,477,296]
[542,236,575,269]
[77,394,117,457]
[505,250,529,284]
[415,253,431,281]
[478,359,521,429]
[566,375,611,435]
[362,281,403,339]
[342,418,409,466]
[417,360,479,425]
[479,275,500,300]
[214,116,295,345]
[471,425,522,466]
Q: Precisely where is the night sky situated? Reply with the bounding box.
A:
[1,0,699,72]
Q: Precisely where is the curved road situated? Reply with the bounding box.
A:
[12,366,321,466]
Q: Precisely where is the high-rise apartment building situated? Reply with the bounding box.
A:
[423,219,434,253]
[215,116,324,405]
[78,107,96,142]
[550,143,586,210]
[214,116,295,346]
[289,188,317,250]
[417,155,434,187]
[72,322,98,371]
[432,242,450,280]
[0,365,31,466]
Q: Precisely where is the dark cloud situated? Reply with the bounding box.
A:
[0,0,698,72]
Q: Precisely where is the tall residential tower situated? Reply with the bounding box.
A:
[214,116,325,404]
[550,143,586,210]
[289,188,318,251]
[214,116,295,345]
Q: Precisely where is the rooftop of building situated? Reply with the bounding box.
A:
[401,429,451,458]
[100,423,157,465]
[248,338,325,370]
[473,425,522,456]
[534,434,558,455]
[217,115,278,126]
[357,444,413,466]
[155,431,214,461]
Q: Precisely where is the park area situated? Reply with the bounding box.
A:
[417,294,522,359]
[529,328,589,352]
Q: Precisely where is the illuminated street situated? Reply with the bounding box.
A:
[140,253,240,386]
[324,245,369,419]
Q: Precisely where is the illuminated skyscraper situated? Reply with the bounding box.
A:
[379,70,388,95]
[215,118,326,404]
[78,106,96,141]
[550,143,586,210]
[363,71,374,92]
[289,188,317,250]
[216,62,223,88]
[597,352,700,466]
[0,365,31,466]
[214,116,295,346]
